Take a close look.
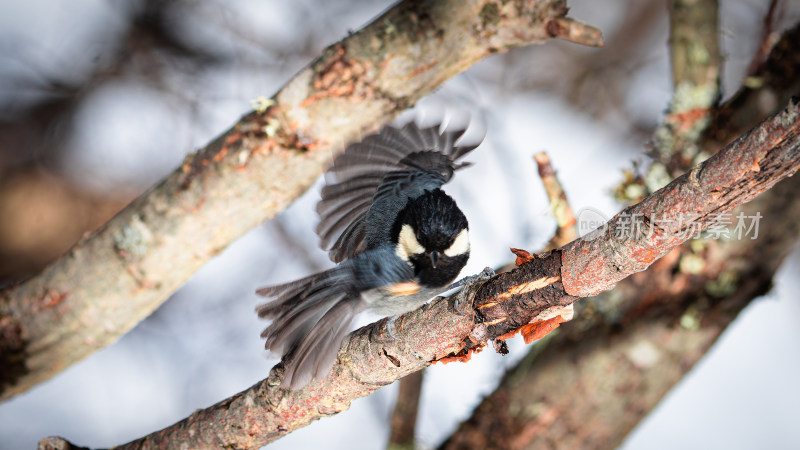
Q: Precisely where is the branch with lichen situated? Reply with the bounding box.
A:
[39,97,800,450]
[0,0,603,402]
[634,0,721,199]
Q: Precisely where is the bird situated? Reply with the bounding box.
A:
[256,119,482,389]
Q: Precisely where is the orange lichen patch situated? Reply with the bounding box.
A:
[385,281,421,297]
[433,343,485,365]
[668,107,711,132]
[511,247,535,266]
[495,304,574,344]
[494,276,560,301]
[38,289,68,309]
[300,46,373,108]
[750,161,761,172]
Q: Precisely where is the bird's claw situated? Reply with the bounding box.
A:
[451,267,495,315]
[386,316,400,341]
[446,267,496,291]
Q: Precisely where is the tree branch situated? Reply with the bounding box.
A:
[39,96,800,449]
[0,0,601,402]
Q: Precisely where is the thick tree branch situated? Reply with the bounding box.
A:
[40,96,800,449]
[0,0,601,402]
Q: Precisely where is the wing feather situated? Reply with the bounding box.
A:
[317,121,481,262]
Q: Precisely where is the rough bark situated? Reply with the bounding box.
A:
[0,0,603,402]
[39,97,800,450]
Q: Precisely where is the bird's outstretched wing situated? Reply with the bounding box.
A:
[317,121,481,263]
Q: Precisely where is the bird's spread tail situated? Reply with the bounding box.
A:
[256,267,361,389]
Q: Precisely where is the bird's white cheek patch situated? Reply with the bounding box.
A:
[396,224,425,261]
[444,229,470,257]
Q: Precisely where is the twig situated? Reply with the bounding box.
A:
[746,0,782,76]
[0,0,601,402]
[712,22,800,148]
[39,97,800,450]
[388,370,425,450]
[535,152,577,248]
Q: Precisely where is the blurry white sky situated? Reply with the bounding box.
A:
[0,0,799,449]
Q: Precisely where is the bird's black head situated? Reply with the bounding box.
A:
[392,189,470,288]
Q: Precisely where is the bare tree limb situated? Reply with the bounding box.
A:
[535,152,577,249]
[39,95,800,449]
[0,0,602,402]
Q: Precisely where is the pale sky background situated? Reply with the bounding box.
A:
[0,1,798,449]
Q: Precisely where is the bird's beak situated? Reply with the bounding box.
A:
[429,251,439,268]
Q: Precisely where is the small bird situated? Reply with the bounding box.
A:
[257,120,481,388]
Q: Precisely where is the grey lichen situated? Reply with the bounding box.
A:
[644,162,672,195]
[113,215,153,257]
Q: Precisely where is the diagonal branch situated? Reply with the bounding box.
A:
[0,0,603,402]
[41,97,800,449]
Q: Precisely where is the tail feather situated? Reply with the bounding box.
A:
[256,267,362,389]
[282,300,359,389]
